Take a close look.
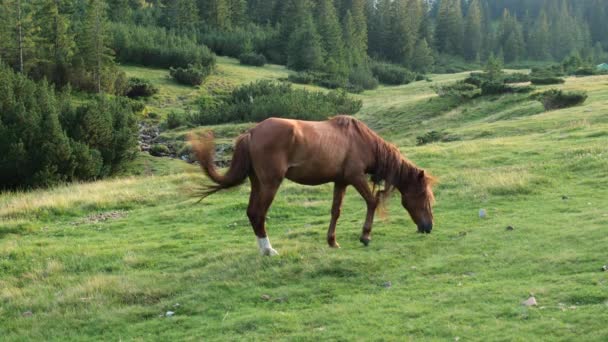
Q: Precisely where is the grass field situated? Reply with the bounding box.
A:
[1,58,608,341]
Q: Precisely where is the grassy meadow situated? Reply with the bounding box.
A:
[1,58,608,341]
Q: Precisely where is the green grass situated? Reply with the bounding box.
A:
[2,58,608,341]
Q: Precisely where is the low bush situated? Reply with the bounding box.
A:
[188,80,362,125]
[531,76,565,85]
[199,25,281,63]
[149,144,171,157]
[348,67,379,91]
[288,71,316,84]
[0,63,138,189]
[125,77,158,98]
[533,89,588,111]
[165,111,187,129]
[503,73,531,83]
[433,81,481,100]
[170,64,213,86]
[371,62,416,85]
[110,23,215,69]
[481,81,513,96]
[239,52,267,67]
[416,131,460,145]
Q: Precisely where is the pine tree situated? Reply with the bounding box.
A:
[202,0,231,30]
[287,9,324,71]
[167,0,199,33]
[0,0,37,74]
[34,0,75,86]
[315,0,347,77]
[464,0,483,61]
[529,9,551,60]
[392,0,423,67]
[79,0,113,93]
[351,0,368,63]
[497,9,525,62]
[411,38,434,72]
[435,0,464,55]
[229,0,246,27]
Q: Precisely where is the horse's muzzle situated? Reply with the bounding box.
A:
[417,223,433,234]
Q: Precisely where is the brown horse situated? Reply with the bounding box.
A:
[189,115,436,256]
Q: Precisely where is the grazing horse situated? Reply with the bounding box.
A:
[189,115,436,256]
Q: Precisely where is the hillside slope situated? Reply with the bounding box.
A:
[1,59,607,341]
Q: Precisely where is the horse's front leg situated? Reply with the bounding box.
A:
[327,183,346,248]
[351,177,378,246]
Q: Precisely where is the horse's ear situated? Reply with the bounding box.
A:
[418,170,425,180]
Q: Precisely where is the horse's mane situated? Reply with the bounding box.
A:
[330,115,435,199]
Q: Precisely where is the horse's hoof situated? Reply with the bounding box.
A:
[329,243,341,249]
[261,248,279,256]
[359,237,370,246]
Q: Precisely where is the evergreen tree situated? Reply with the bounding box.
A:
[392,0,423,66]
[351,0,368,64]
[435,0,464,55]
[497,9,525,62]
[229,0,246,27]
[411,38,434,72]
[529,9,551,60]
[315,0,347,77]
[201,0,231,30]
[287,8,324,71]
[166,0,199,33]
[0,0,38,74]
[34,0,75,86]
[79,0,113,93]
[464,0,483,61]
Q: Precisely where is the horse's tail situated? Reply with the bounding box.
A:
[188,132,251,199]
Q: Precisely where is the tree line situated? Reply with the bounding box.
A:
[2,0,608,91]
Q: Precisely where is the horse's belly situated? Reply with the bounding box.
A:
[285,163,339,185]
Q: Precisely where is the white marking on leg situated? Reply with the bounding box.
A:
[257,237,279,256]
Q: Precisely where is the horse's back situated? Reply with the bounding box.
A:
[249,117,356,184]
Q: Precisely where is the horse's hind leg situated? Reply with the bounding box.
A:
[351,176,378,246]
[247,174,281,256]
[327,183,346,248]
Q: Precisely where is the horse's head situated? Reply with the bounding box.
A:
[398,169,436,233]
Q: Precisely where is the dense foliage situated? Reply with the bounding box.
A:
[0,64,137,189]
[238,52,267,67]
[370,62,417,85]
[125,77,158,98]
[169,64,213,86]
[533,89,588,111]
[187,80,362,125]
[111,23,215,69]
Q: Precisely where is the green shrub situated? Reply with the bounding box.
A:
[125,77,158,98]
[481,81,513,96]
[288,71,316,84]
[239,52,267,66]
[149,144,171,157]
[0,63,137,189]
[170,64,212,86]
[573,67,597,76]
[533,89,588,111]
[531,77,565,85]
[110,23,215,69]
[199,25,281,63]
[433,81,481,100]
[165,112,187,129]
[503,73,531,83]
[463,73,488,87]
[371,62,416,85]
[188,80,362,125]
[348,67,379,91]
[416,131,445,145]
